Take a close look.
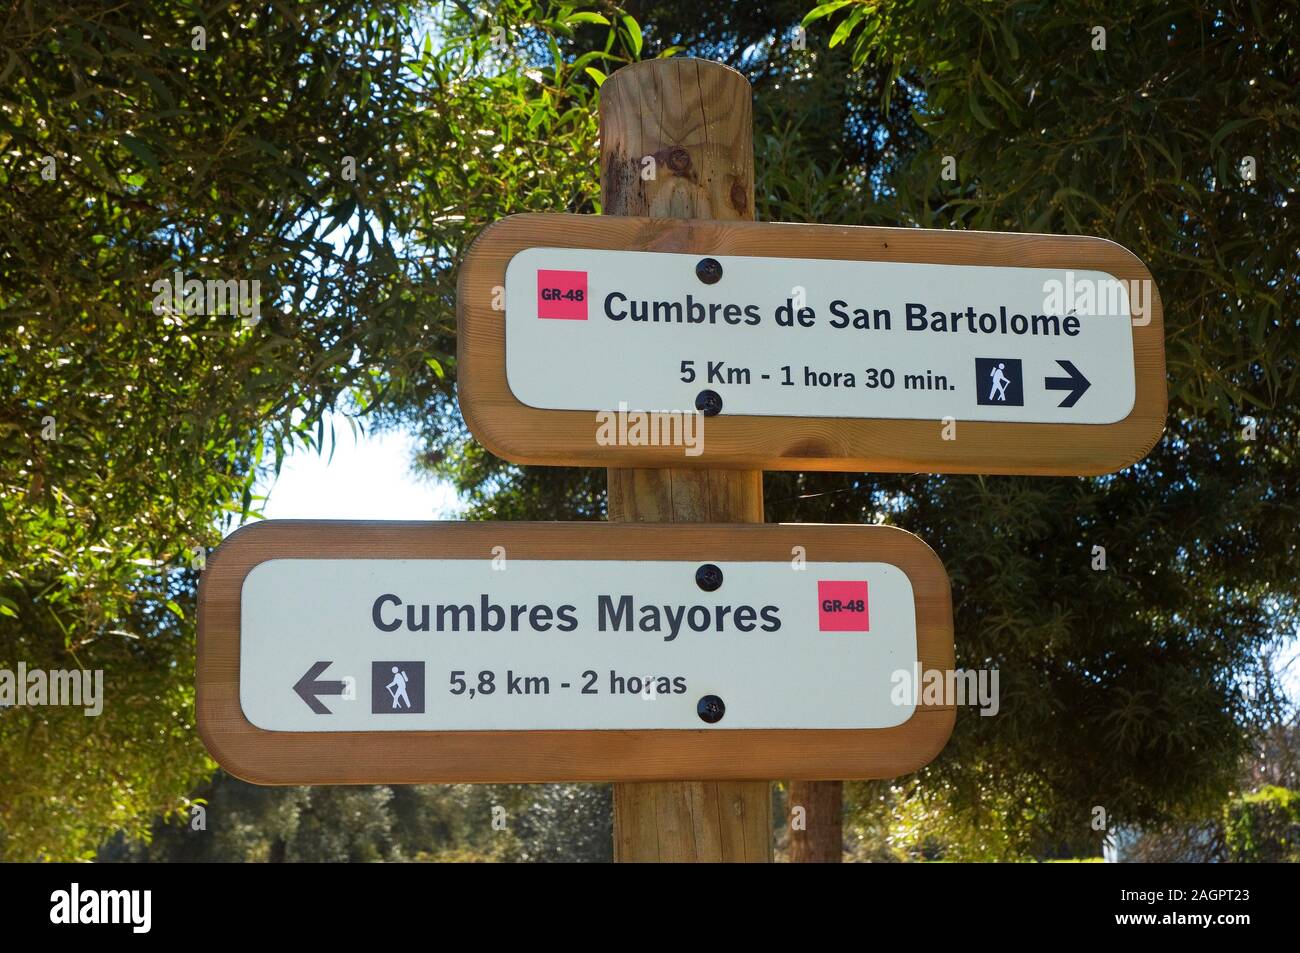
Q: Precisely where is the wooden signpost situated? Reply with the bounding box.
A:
[196,520,953,784]
[459,214,1166,475]
[198,56,1165,864]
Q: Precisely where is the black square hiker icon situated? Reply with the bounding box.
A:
[975,358,1024,407]
[371,661,425,714]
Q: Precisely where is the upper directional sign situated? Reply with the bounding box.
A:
[458,214,1167,475]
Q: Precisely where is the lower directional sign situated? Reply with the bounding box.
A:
[197,520,954,783]
[291,661,348,715]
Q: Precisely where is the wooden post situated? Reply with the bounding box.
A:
[601,58,772,862]
[788,780,844,862]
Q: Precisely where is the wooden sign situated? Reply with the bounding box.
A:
[458,213,1166,475]
[197,520,953,784]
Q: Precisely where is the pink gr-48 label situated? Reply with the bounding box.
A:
[817,580,870,632]
[536,269,588,320]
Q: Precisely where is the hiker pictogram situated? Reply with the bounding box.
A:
[371,661,425,714]
[975,358,1024,407]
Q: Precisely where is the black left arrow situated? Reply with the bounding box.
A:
[293,661,347,714]
[1044,359,1091,408]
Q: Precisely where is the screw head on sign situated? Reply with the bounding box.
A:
[695,257,723,284]
[697,694,725,724]
[695,563,723,592]
[695,389,723,417]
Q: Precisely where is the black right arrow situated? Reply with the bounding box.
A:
[1044,359,1091,408]
[293,660,347,714]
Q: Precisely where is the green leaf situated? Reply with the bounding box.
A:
[967,86,995,130]
[802,0,856,27]
[999,19,1020,61]
[830,7,865,48]
[119,135,159,173]
[622,15,643,58]
[1209,118,1258,155]
[584,67,607,87]
[130,66,176,110]
[850,17,880,68]
[246,137,283,159]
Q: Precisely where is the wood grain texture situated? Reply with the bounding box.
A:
[614,780,771,863]
[456,212,1167,475]
[599,58,754,222]
[194,519,955,786]
[608,465,770,861]
[787,780,844,863]
[601,58,770,862]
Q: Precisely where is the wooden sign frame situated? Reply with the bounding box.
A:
[457,212,1166,475]
[197,519,954,785]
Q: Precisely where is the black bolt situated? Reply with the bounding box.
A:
[667,147,692,173]
[695,257,723,284]
[697,694,725,724]
[695,388,723,417]
[695,563,723,592]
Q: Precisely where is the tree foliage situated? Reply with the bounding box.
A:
[0,0,636,861]
[2,0,1295,861]
[1,0,445,859]
[100,771,612,862]
[800,0,1300,858]
[408,0,1300,859]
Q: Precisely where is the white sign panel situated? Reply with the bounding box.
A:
[504,248,1137,424]
[239,558,918,732]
